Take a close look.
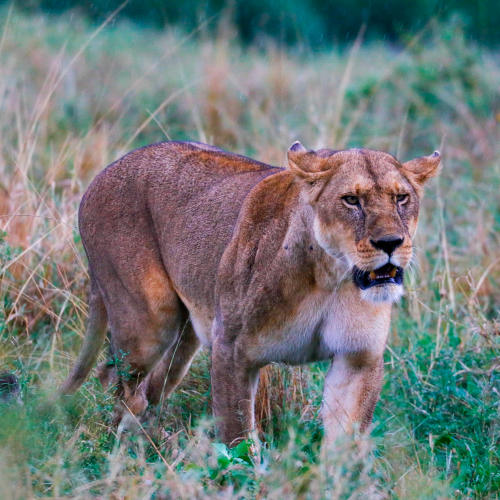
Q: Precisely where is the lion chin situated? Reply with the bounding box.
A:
[360,283,404,303]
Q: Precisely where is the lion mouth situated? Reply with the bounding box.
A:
[352,263,404,290]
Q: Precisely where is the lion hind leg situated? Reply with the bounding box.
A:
[102,265,188,423]
[145,319,201,407]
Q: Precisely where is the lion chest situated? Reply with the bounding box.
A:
[248,286,391,365]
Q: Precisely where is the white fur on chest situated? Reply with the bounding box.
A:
[321,290,391,355]
[252,284,391,365]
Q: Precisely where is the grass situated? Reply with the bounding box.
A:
[0,8,499,499]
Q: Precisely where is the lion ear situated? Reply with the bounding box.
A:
[287,142,329,181]
[402,151,441,186]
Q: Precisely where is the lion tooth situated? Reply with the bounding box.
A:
[389,267,397,278]
[369,271,377,280]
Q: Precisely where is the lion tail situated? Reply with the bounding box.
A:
[60,280,108,395]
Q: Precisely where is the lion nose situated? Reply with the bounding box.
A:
[370,235,404,255]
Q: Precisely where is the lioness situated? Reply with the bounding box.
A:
[61,141,440,446]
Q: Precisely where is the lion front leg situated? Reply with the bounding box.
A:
[211,335,260,447]
[321,352,384,446]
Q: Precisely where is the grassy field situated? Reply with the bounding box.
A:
[0,8,498,499]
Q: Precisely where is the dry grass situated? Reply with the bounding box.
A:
[0,8,498,499]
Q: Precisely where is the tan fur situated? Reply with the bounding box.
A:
[61,141,440,446]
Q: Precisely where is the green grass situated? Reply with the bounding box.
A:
[0,8,498,499]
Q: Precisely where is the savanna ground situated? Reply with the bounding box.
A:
[0,7,498,499]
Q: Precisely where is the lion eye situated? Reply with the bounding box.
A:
[396,194,409,204]
[342,195,360,206]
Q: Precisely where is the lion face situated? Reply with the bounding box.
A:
[288,143,440,303]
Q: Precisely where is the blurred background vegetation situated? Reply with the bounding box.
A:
[7,0,500,46]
